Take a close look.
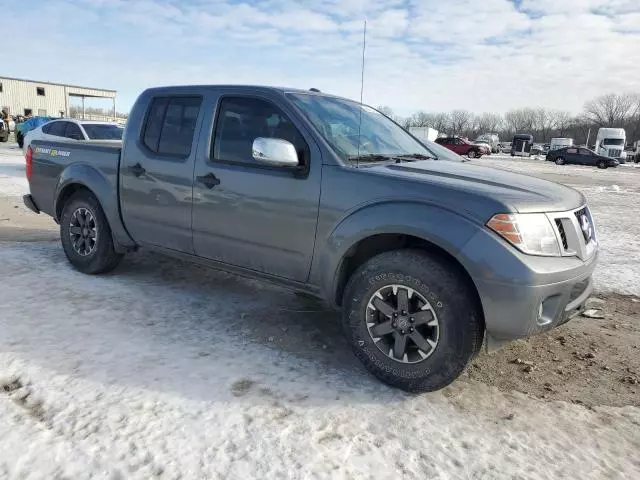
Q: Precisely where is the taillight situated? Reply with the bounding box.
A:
[25,146,33,181]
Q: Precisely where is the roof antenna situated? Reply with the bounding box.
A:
[355,19,366,169]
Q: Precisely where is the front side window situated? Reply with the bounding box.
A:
[83,124,124,140]
[212,97,307,166]
[287,93,431,164]
[567,148,578,154]
[142,96,201,157]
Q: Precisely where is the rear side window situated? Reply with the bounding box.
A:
[143,98,168,152]
[142,96,201,157]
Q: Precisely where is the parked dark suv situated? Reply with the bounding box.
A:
[434,137,488,158]
[546,146,619,169]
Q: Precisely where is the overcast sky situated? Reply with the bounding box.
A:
[4,0,640,115]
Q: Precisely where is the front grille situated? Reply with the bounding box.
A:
[555,219,568,249]
[608,149,622,157]
[574,207,593,243]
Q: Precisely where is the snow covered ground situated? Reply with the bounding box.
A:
[1,144,640,478]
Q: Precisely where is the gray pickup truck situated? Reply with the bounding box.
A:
[23,85,598,392]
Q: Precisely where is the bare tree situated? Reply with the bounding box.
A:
[584,93,636,127]
[409,111,431,127]
[553,111,573,137]
[504,108,536,134]
[534,108,557,142]
[448,110,473,136]
[476,113,503,134]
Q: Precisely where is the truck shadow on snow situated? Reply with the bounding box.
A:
[2,242,434,404]
[113,251,358,371]
[79,248,396,401]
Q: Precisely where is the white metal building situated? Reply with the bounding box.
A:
[0,76,116,118]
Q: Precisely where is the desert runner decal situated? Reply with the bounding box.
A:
[34,146,71,157]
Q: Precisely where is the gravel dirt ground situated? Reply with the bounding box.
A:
[1,145,639,478]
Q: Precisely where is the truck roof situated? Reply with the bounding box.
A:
[141,84,353,102]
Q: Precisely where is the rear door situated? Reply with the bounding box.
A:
[191,92,322,282]
[119,95,203,253]
[452,138,466,155]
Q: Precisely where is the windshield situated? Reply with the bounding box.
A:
[82,124,124,140]
[602,138,624,146]
[287,93,431,163]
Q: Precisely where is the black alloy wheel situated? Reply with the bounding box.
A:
[68,207,98,256]
[366,284,440,363]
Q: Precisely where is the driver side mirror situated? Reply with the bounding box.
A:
[252,137,299,167]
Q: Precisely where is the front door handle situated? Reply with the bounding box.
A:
[130,163,146,177]
[196,172,221,189]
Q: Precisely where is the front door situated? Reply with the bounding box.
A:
[564,147,580,165]
[191,94,321,282]
[578,148,596,166]
[120,95,203,253]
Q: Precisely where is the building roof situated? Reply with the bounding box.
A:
[0,75,116,93]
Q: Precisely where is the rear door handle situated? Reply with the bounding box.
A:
[129,163,146,177]
[196,173,221,189]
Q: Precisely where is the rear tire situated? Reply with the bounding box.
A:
[341,250,483,392]
[60,191,123,274]
[555,157,565,165]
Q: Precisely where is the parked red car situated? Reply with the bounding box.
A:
[434,137,488,158]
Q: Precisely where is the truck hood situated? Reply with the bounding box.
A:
[369,160,585,214]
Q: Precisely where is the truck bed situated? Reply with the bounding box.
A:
[28,140,122,219]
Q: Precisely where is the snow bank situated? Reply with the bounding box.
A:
[0,144,28,197]
[1,244,639,478]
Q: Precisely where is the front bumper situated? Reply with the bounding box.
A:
[460,224,598,342]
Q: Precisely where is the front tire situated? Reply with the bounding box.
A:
[341,250,483,392]
[467,150,477,159]
[60,191,123,274]
[597,160,607,169]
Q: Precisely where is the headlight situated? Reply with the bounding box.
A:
[487,213,560,256]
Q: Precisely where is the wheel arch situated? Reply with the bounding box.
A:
[316,202,485,326]
[54,165,136,251]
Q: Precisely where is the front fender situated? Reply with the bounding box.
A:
[54,164,136,249]
[312,201,484,304]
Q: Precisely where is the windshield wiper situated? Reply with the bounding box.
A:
[393,153,434,161]
[347,154,394,163]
